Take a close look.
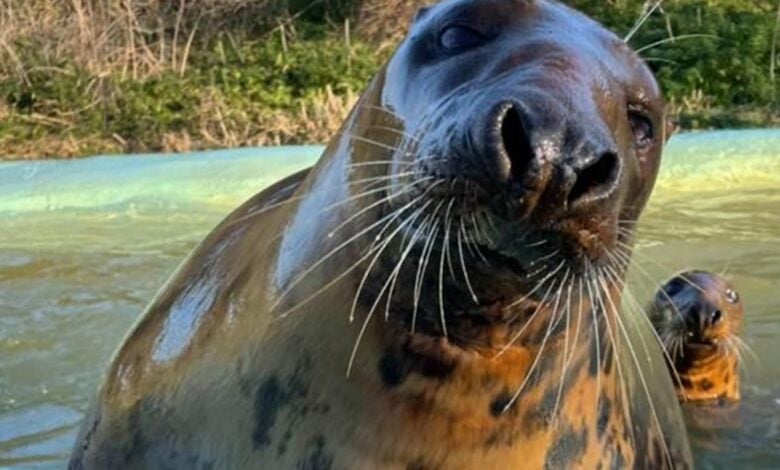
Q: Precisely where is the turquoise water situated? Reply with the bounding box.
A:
[1,131,779,468]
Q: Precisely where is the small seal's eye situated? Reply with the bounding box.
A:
[628,110,654,149]
[725,288,740,304]
[439,25,485,53]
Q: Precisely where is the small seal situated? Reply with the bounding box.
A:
[70,1,692,468]
[649,271,744,405]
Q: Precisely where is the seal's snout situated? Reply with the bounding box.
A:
[487,100,622,214]
[681,299,723,343]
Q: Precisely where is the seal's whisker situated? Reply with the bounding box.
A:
[466,213,491,264]
[598,267,675,469]
[499,269,562,356]
[326,179,423,239]
[615,235,707,297]
[611,245,688,322]
[443,199,458,281]
[504,271,570,413]
[343,160,413,169]
[349,199,433,323]
[551,275,578,425]
[635,34,720,55]
[272,183,441,315]
[346,207,426,378]
[456,217,479,304]
[412,200,446,333]
[385,208,439,322]
[346,199,435,377]
[591,266,634,451]
[602,252,685,391]
[624,0,663,42]
[369,125,421,143]
[504,259,566,311]
[437,211,450,338]
[584,265,602,415]
[347,133,411,156]
[223,176,393,230]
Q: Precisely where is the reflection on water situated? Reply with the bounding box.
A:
[1,132,779,468]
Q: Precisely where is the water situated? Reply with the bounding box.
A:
[1,131,779,468]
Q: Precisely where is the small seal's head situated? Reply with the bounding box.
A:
[650,271,744,359]
[379,0,666,318]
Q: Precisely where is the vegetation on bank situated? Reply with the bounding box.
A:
[0,0,778,160]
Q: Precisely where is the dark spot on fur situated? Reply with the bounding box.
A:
[680,376,693,389]
[379,351,409,388]
[253,376,289,448]
[407,459,438,470]
[610,447,626,470]
[544,424,586,469]
[699,378,714,391]
[490,391,513,417]
[252,357,313,451]
[597,397,611,439]
[296,435,333,470]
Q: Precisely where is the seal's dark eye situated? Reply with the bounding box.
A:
[628,110,654,149]
[439,25,485,53]
[725,288,740,304]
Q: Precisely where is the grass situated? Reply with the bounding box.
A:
[0,0,778,160]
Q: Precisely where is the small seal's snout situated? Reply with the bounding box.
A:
[682,299,724,340]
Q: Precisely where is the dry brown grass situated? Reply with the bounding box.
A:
[0,0,283,82]
[356,0,428,48]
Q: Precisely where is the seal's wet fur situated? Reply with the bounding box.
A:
[650,271,744,405]
[70,1,693,468]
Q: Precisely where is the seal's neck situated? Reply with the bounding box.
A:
[674,346,740,404]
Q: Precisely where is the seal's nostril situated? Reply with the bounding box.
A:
[711,310,722,324]
[568,151,620,205]
[499,105,534,184]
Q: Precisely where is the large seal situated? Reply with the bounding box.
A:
[70,1,692,468]
[649,271,744,406]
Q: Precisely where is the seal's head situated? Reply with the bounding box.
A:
[650,271,744,404]
[374,0,667,336]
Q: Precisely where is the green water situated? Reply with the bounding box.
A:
[1,132,779,468]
